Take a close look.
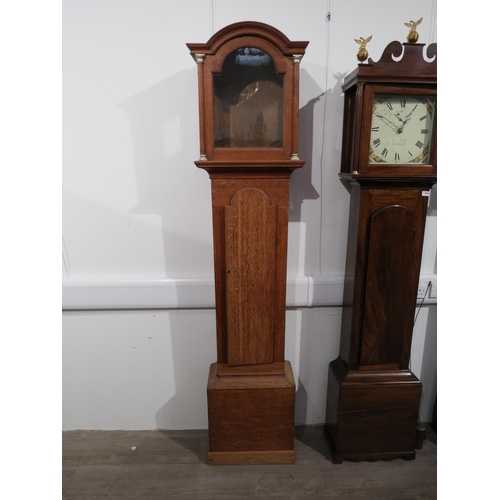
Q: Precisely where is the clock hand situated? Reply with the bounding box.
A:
[390,111,413,130]
[399,104,419,127]
[375,113,403,134]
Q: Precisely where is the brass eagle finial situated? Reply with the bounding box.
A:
[405,17,423,43]
[355,35,372,62]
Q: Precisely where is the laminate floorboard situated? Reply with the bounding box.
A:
[62,424,436,499]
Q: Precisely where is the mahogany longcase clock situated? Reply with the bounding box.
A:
[324,40,437,463]
[187,22,308,465]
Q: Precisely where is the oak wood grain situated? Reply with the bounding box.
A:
[225,188,277,366]
[207,362,295,458]
[188,22,306,463]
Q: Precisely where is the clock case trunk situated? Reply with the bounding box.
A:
[324,42,437,463]
[187,22,308,465]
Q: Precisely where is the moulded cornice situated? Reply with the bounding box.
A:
[186,21,308,59]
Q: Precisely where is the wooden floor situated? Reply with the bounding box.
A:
[63,424,437,499]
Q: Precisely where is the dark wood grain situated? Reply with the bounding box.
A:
[344,187,430,372]
[359,192,422,368]
[326,40,437,463]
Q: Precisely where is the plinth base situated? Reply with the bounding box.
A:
[207,361,296,465]
[324,357,422,464]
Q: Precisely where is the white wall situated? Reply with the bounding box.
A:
[62,0,437,430]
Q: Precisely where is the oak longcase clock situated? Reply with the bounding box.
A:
[324,40,437,463]
[187,22,308,465]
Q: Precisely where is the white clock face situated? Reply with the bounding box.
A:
[369,95,436,165]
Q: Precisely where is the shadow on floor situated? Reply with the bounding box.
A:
[158,429,209,463]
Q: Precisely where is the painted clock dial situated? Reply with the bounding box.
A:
[369,95,436,165]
